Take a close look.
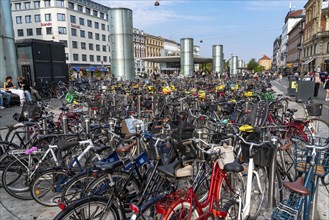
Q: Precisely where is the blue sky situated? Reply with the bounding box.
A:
[98,0,307,62]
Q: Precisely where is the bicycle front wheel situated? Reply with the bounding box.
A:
[307,118,329,137]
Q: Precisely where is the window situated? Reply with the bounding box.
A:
[16,16,22,24]
[85,8,90,14]
[36,28,42,35]
[81,42,86,49]
[57,13,65,21]
[44,0,50,7]
[80,30,85,38]
[70,15,76,23]
[27,28,33,36]
[25,15,32,23]
[58,27,67,34]
[87,20,92,27]
[95,33,99,40]
[101,23,105,31]
[46,27,52,35]
[109,56,111,62]
[79,18,84,25]
[77,5,83,12]
[60,40,67,47]
[94,22,99,29]
[90,55,94,62]
[71,28,77,36]
[65,53,69,60]
[102,45,106,52]
[34,1,40,8]
[97,55,101,62]
[72,41,78,48]
[88,32,93,39]
[100,12,104,19]
[17,29,24,36]
[89,43,93,50]
[93,10,98,17]
[103,56,107,62]
[314,44,317,55]
[96,44,100,51]
[45,13,51,21]
[107,25,109,31]
[24,2,31,9]
[82,54,87,61]
[68,2,74,9]
[56,0,64,7]
[102,34,106,41]
[15,3,21,10]
[73,54,79,61]
[35,14,41,22]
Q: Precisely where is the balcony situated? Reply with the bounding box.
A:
[313,31,329,40]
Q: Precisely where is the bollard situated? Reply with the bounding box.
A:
[42,118,48,135]
[151,96,155,115]
[268,136,278,208]
[135,123,142,155]
[62,114,68,134]
[85,117,90,136]
[137,95,141,117]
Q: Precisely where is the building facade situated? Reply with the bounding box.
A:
[287,17,305,73]
[272,35,282,71]
[163,38,180,56]
[133,28,145,75]
[303,0,329,72]
[258,54,272,71]
[11,0,111,69]
[145,33,163,74]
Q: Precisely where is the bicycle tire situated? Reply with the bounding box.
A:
[222,199,240,220]
[307,118,329,138]
[162,201,200,220]
[53,196,121,220]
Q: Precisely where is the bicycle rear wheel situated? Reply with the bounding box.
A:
[163,201,200,220]
[307,118,329,138]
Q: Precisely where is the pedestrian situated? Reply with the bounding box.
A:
[0,90,11,109]
[17,76,33,102]
[3,76,25,106]
[278,72,283,83]
[324,74,329,101]
[314,72,321,97]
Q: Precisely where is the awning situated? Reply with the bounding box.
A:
[303,58,314,65]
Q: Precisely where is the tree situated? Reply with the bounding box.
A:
[247,58,265,73]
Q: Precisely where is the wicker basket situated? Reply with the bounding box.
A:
[306,103,322,116]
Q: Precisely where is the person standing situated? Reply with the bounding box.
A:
[314,72,321,97]
[3,76,25,106]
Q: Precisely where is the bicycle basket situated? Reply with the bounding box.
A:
[65,92,76,103]
[293,137,329,177]
[306,103,322,116]
[155,190,187,215]
[19,102,42,122]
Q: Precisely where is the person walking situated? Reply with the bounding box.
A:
[3,76,25,106]
[314,72,321,97]
[324,73,329,101]
[278,72,283,83]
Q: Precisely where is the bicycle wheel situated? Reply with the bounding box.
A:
[30,168,68,206]
[53,196,121,220]
[222,199,240,220]
[163,201,200,220]
[307,118,329,138]
[276,139,296,182]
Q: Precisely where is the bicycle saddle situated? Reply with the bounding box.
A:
[94,160,124,175]
[283,177,310,195]
[115,142,137,153]
[157,159,180,178]
[57,140,79,151]
[223,159,244,173]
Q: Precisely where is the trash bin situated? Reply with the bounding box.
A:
[287,75,297,96]
[296,77,315,103]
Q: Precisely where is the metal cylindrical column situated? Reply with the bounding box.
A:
[180,38,194,77]
[109,8,134,80]
[238,60,243,74]
[232,56,238,75]
[212,45,224,73]
[0,0,19,82]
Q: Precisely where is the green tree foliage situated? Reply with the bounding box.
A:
[247,58,265,73]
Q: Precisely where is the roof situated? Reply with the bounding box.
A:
[141,56,212,63]
[259,55,271,61]
[285,9,304,23]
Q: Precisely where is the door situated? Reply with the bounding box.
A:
[21,65,32,85]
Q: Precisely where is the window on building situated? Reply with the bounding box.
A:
[103,56,107,62]
[81,42,86,49]
[107,25,109,31]
[56,0,64,7]
[16,16,22,24]
[95,33,99,40]
[35,14,41,22]
[108,46,110,52]
[102,45,106,52]
[77,5,83,12]
[101,23,105,31]
[58,27,67,34]
[102,34,106,41]
[60,40,67,47]
[93,10,98,17]
[97,55,101,62]
[88,32,93,39]
[71,28,77,36]
[90,55,94,62]
[68,2,74,9]
[94,22,99,29]
[89,43,93,50]
[73,54,79,61]
[70,15,76,23]
[65,53,69,60]
[27,28,33,36]
[106,14,109,20]
[36,28,42,35]
[25,15,32,23]
[100,12,104,19]
[72,41,78,48]
[34,1,40,8]
[17,29,24,36]
[87,19,92,27]
[85,8,90,14]
[96,44,100,51]
[24,2,31,9]
[310,46,313,55]
[82,54,87,61]
[15,3,21,10]
[57,13,65,21]
[80,30,85,37]
[79,17,84,25]
[314,44,317,55]
[44,0,50,7]
[46,27,52,35]
[45,13,51,21]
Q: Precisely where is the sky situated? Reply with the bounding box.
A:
[97,0,307,62]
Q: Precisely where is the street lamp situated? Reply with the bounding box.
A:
[154,0,160,6]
